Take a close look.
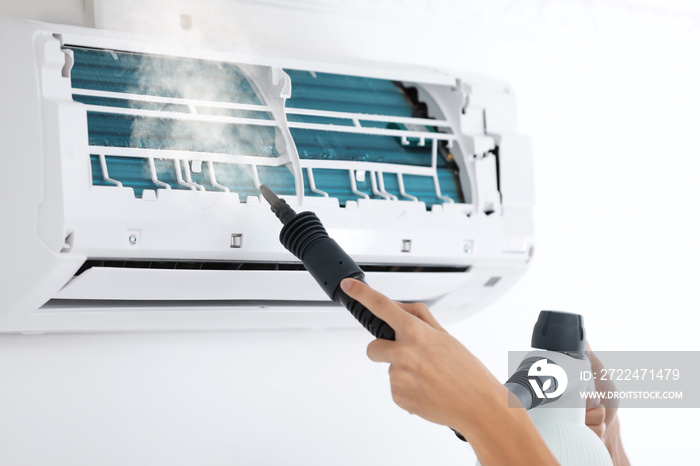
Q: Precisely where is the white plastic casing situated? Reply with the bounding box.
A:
[0,18,534,333]
[525,351,613,466]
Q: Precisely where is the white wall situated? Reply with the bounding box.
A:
[0,0,86,25]
[1,1,699,464]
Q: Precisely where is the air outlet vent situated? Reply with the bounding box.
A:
[74,259,470,277]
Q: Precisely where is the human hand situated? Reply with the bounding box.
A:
[340,277,501,429]
[585,403,607,439]
[585,342,619,441]
[340,278,559,466]
[585,342,630,466]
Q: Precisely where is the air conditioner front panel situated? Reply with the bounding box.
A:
[0,19,534,333]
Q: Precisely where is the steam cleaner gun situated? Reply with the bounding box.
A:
[260,185,395,340]
[485,311,614,466]
[260,186,611,463]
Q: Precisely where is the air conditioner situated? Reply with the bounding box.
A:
[0,17,534,334]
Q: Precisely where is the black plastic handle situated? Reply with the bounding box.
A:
[278,211,395,340]
[336,273,395,341]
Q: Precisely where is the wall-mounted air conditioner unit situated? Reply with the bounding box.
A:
[0,18,534,333]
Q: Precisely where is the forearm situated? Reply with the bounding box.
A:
[455,386,559,466]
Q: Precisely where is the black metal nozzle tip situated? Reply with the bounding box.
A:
[259,184,279,206]
[260,184,297,225]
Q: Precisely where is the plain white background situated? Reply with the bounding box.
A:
[1,1,699,464]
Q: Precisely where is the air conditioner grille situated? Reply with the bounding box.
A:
[65,46,467,207]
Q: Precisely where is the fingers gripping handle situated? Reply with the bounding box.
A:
[336,275,395,341]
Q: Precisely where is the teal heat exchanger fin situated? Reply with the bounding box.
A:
[67,46,467,208]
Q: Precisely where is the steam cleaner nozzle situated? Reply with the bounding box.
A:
[260,184,297,225]
[260,185,395,340]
